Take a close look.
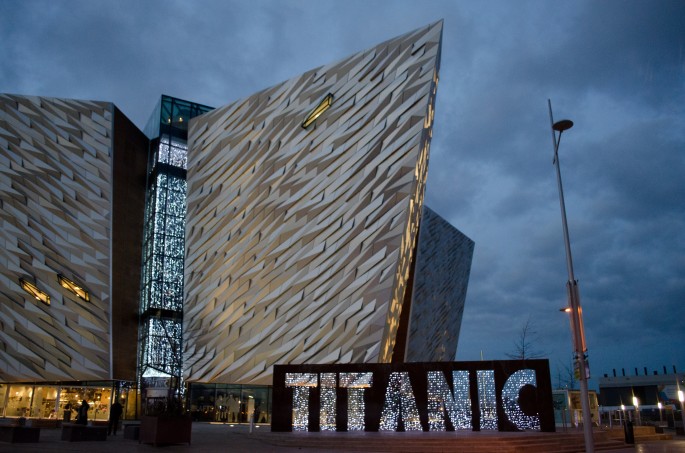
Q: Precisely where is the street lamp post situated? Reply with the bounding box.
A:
[548,99,594,453]
[658,401,663,424]
[679,390,685,433]
[632,396,640,426]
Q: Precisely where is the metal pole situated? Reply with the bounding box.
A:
[548,99,594,452]
[658,402,663,424]
[679,389,685,433]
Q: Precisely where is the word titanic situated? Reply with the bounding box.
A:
[272,362,554,432]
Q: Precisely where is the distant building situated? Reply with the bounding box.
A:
[599,367,684,408]
[553,389,599,429]
[598,367,685,428]
[0,21,475,425]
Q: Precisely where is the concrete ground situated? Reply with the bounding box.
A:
[3,422,685,453]
[617,441,685,453]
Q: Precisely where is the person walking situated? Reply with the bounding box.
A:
[76,399,89,425]
[108,399,123,435]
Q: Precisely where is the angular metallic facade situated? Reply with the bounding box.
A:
[0,23,474,417]
[183,21,456,385]
[404,207,474,362]
[0,95,147,381]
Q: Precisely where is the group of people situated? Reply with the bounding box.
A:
[71,398,124,435]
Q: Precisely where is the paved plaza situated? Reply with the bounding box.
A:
[2,423,685,453]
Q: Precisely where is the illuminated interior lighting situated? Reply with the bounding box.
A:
[301,93,334,129]
[19,278,50,305]
[58,274,90,302]
[157,137,188,169]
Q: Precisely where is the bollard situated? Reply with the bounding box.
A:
[623,420,634,444]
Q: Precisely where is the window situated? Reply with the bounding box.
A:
[302,93,334,129]
[57,274,90,302]
[19,278,50,305]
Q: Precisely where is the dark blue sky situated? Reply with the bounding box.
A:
[2,0,683,390]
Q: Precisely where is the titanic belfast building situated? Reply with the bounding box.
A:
[0,21,474,423]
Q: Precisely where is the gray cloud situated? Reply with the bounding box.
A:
[2,0,683,386]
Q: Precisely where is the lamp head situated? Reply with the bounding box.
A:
[553,119,574,132]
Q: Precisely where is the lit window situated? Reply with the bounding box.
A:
[301,93,334,129]
[58,274,90,302]
[19,278,50,305]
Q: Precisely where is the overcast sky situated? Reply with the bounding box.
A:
[2,0,683,390]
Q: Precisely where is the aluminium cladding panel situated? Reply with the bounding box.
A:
[404,206,474,362]
[0,94,135,381]
[184,21,444,385]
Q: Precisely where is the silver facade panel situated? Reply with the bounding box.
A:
[0,95,114,381]
[184,22,443,384]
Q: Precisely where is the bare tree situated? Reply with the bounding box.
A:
[506,316,546,360]
[556,360,577,390]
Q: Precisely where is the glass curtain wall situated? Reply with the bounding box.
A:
[187,383,272,424]
[139,96,212,410]
[0,384,6,417]
[0,382,134,421]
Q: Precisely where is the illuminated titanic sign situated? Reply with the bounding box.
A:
[271,360,555,432]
